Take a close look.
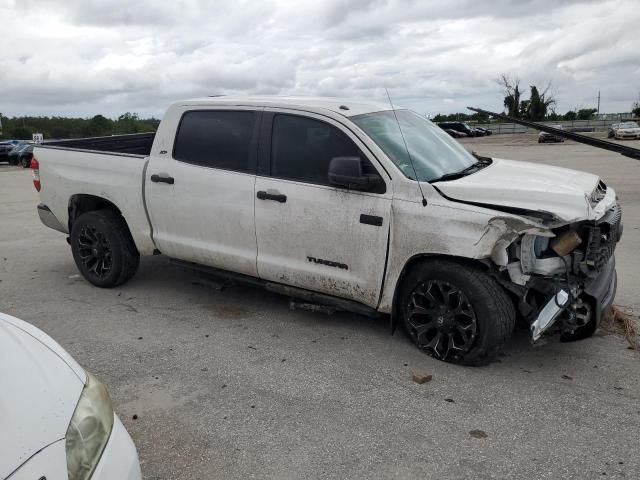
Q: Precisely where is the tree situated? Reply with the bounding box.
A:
[431,113,472,122]
[577,108,597,120]
[526,83,555,121]
[563,110,577,121]
[498,74,522,118]
[528,86,544,121]
[470,111,489,122]
[546,110,561,121]
[11,126,33,139]
[115,112,140,134]
[518,100,530,118]
[497,74,556,120]
[632,100,640,118]
[0,113,158,140]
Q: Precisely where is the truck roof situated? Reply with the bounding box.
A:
[179,96,394,117]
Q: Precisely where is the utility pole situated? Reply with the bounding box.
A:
[597,90,601,115]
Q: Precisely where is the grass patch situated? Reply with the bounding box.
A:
[601,305,640,350]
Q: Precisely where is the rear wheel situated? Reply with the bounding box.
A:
[70,210,139,287]
[21,156,30,168]
[399,259,515,365]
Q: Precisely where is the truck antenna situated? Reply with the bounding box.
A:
[385,88,427,206]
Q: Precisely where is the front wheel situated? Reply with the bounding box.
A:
[399,259,515,365]
[70,210,140,288]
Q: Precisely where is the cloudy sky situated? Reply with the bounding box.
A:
[1,0,639,119]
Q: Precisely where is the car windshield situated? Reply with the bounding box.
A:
[352,110,476,182]
[620,122,639,128]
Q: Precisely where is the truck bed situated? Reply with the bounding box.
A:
[41,132,155,157]
[34,138,156,256]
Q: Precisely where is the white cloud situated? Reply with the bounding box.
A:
[0,0,638,118]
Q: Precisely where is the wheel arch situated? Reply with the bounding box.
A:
[389,253,491,333]
[68,194,125,233]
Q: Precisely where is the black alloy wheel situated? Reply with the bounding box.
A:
[76,225,113,279]
[405,280,478,361]
[70,210,140,287]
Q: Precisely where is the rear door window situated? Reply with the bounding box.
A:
[173,110,257,173]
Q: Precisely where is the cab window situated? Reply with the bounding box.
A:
[173,110,256,173]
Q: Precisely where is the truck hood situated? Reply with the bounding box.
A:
[434,158,600,222]
[0,313,85,479]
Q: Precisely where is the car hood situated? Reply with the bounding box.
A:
[0,313,85,479]
[434,158,601,223]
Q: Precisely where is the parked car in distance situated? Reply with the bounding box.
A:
[613,121,640,140]
[0,141,17,163]
[607,123,620,138]
[443,128,468,138]
[538,125,565,143]
[8,143,34,167]
[0,312,142,480]
[474,127,492,136]
[437,121,485,137]
[32,96,621,365]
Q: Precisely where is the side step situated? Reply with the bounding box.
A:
[169,258,382,318]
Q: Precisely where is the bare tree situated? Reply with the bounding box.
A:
[528,82,556,121]
[497,75,557,120]
[497,74,522,117]
[539,81,556,110]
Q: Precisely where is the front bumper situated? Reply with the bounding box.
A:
[92,414,142,480]
[37,203,67,233]
[530,256,617,341]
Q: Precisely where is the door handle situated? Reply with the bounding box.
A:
[150,174,175,185]
[257,190,287,203]
[360,214,383,226]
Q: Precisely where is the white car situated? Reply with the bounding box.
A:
[0,312,141,480]
[613,121,640,140]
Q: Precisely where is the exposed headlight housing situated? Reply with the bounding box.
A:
[66,372,114,480]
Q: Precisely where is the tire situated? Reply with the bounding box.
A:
[70,210,140,288]
[399,259,515,366]
[21,156,30,168]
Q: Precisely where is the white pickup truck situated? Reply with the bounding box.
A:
[33,96,622,365]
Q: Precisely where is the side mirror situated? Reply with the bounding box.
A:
[328,156,382,190]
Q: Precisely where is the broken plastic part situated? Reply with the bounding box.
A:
[531,290,569,342]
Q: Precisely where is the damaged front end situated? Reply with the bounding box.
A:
[494,197,622,342]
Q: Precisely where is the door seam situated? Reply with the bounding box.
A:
[253,175,259,276]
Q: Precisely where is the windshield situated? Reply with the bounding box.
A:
[620,122,639,128]
[352,110,476,182]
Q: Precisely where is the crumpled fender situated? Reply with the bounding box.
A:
[476,217,553,267]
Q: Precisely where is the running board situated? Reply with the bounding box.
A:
[169,259,382,318]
